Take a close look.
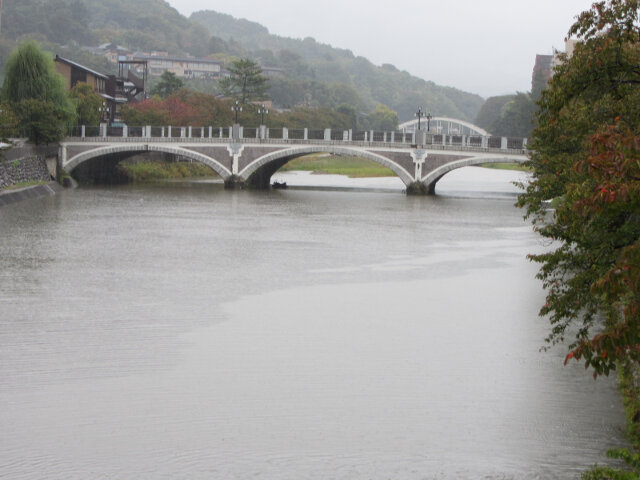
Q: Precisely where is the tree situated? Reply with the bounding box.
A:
[70,83,103,126]
[13,99,70,144]
[517,0,640,377]
[474,95,512,133]
[1,42,75,143]
[362,104,399,131]
[490,92,537,138]
[0,103,19,139]
[150,71,185,99]
[120,89,234,127]
[219,58,268,104]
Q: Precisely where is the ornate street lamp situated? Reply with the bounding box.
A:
[99,101,110,123]
[425,112,433,132]
[415,107,426,131]
[257,104,269,125]
[231,100,243,124]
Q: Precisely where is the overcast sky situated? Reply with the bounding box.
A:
[166,0,595,98]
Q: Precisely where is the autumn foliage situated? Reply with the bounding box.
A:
[120,89,234,127]
[518,0,640,377]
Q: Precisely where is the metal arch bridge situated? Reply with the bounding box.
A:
[398,117,490,137]
[60,124,528,194]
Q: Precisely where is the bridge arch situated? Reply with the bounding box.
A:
[64,144,232,179]
[239,145,415,186]
[421,155,528,194]
[398,117,490,137]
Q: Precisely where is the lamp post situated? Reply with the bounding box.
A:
[257,104,269,125]
[231,100,242,124]
[99,101,110,123]
[425,112,433,132]
[415,107,426,131]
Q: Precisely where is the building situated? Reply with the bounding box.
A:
[55,55,109,96]
[532,39,579,92]
[55,55,146,124]
[531,54,553,91]
[552,39,578,68]
[135,55,223,79]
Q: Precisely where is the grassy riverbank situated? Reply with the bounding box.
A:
[281,154,530,177]
[113,155,530,183]
[280,154,394,177]
[117,160,218,183]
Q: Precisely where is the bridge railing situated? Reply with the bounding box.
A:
[66,125,528,153]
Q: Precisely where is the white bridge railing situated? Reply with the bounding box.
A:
[68,125,529,152]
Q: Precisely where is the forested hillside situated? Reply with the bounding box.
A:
[190,10,483,121]
[1,0,485,122]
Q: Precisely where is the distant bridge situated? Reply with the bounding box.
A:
[60,124,528,194]
[398,117,490,136]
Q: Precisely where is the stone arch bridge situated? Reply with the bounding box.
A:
[60,125,529,194]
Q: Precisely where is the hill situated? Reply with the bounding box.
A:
[190,10,483,121]
[1,0,484,122]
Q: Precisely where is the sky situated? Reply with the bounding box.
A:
[166,0,595,98]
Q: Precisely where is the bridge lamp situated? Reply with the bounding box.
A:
[99,101,110,123]
[426,112,433,132]
[415,107,426,131]
[257,104,269,126]
[231,100,243,124]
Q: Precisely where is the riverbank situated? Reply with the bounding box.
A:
[279,154,394,177]
[0,144,57,189]
[116,159,218,182]
[0,181,64,206]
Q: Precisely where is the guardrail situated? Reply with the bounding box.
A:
[67,125,529,152]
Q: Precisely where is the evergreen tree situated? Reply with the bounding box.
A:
[219,58,268,104]
[150,71,185,99]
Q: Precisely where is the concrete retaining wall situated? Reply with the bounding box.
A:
[0,145,58,189]
[0,182,64,206]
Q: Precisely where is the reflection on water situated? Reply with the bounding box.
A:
[0,168,626,479]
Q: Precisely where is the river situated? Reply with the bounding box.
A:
[0,167,627,479]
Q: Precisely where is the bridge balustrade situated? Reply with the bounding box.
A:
[371,132,385,142]
[390,131,405,143]
[66,125,528,154]
[269,128,284,139]
[127,126,144,137]
[330,130,345,141]
[487,136,503,149]
[149,126,163,138]
[352,131,367,141]
[288,129,305,140]
[468,136,483,147]
[507,138,525,150]
[244,127,258,139]
[107,126,123,137]
[307,130,324,140]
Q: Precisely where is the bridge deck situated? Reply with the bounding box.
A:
[61,126,529,194]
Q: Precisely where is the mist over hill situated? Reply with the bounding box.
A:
[1,0,484,122]
[190,10,484,121]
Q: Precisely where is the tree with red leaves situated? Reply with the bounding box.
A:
[517,0,640,377]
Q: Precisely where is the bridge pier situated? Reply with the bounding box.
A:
[223,175,244,190]
[406,181,432,195]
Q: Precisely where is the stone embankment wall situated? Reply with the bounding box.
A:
[0,145,58,189]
